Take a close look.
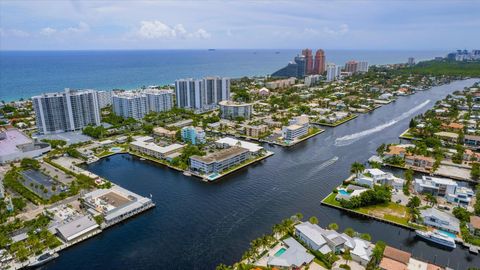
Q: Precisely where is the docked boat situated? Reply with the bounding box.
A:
[183,171,192,176]
[28,251,59,267]
[415,230,456,249]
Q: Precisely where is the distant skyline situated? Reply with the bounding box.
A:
[0,0,479,51]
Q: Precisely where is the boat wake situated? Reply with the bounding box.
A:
[334,100,430,146]
[305,156,339,179]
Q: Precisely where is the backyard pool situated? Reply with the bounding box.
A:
[338,189,349,196]
[437,229,457,239]
[274,247,286,257]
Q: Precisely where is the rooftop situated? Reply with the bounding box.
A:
[56,215,99,241]
[470,215,480,229]
[215,137,263,153]
[0,128,32,156]
[383,246,411,265]
[191,146,249,164]
[267,237,314,268]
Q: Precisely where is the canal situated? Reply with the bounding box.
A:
[46,79,480,270]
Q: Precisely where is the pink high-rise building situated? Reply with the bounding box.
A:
[302,48,313,75]
[314,49,325,74]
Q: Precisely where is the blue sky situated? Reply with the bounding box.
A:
[0,0,479,50]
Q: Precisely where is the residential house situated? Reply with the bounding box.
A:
[267,237,314,269]
[405,155,434,171]
[434,131,459,145]
[414,176,474,205]
[384,145,408,159]
[356,168,404,189]
[464,134,480,149]
[420,208,460,233]
[469,216,480,237]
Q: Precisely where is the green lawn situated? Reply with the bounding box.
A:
[322,192,412,228]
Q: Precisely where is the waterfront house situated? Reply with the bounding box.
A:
[294,221,371,261]
[384,145,408,159]
[356,168,404,190]
[379,245,444,270]
[420,208,460,233]
[405,155,434,171]
[414,176,474,205]
[266,237,314,269]
[414,176,457,196]
[434,131,459,145]
[464,134,480,149]
[469,215,480,236]
[379,246,410,270]
[351,238,373,266]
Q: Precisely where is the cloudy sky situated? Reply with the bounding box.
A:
[0,0,479,50]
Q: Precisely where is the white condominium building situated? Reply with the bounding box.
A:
[112,89,173,119]
[32,88,101,134]
[175,77,230,112]
[112,91,148,120]
[145,89,174,113]
[326,63,337,82]
[97,90,113,109]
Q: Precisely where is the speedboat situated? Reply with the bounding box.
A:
[415,230,456,249]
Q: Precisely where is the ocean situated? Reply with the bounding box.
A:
[0,49,447,101]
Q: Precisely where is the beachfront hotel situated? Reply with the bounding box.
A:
[174,77,230,112]
[32,88,101,134]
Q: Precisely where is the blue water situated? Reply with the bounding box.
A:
[274,247,286,257]
[0,50,447,101]
[437,230,457,239]
[338,189,349,195]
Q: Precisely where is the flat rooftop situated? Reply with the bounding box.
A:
[191,146,248,163]
[0,129,32,156]
[215,137,263,153]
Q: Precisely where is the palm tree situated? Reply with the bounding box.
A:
[309,216,319,225]
[350,162,365,178]
[328,223,339,231]
[295,212,304,221]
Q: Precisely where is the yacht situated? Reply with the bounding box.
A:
[415,230,456,249]
[28,251,59,267]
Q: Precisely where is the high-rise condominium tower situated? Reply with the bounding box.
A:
[32,88,101,134]
[313,49,326,74]
[302,48,313,75]
[175,77,230,112]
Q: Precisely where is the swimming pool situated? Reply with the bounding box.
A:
[274,247,286,257]
[338,189,349,196]
[110,147,122,153]
[437,229,456,239]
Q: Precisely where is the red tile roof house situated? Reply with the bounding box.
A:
[405,155,434,172]
[469,215,480,237]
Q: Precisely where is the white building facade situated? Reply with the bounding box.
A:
[32,88,101,134]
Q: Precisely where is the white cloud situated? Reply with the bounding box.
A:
[65,22,90,34]
[136,20,211,40]
[40,27,57,36]
[323,24,349,35]
[39,22,89,37]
